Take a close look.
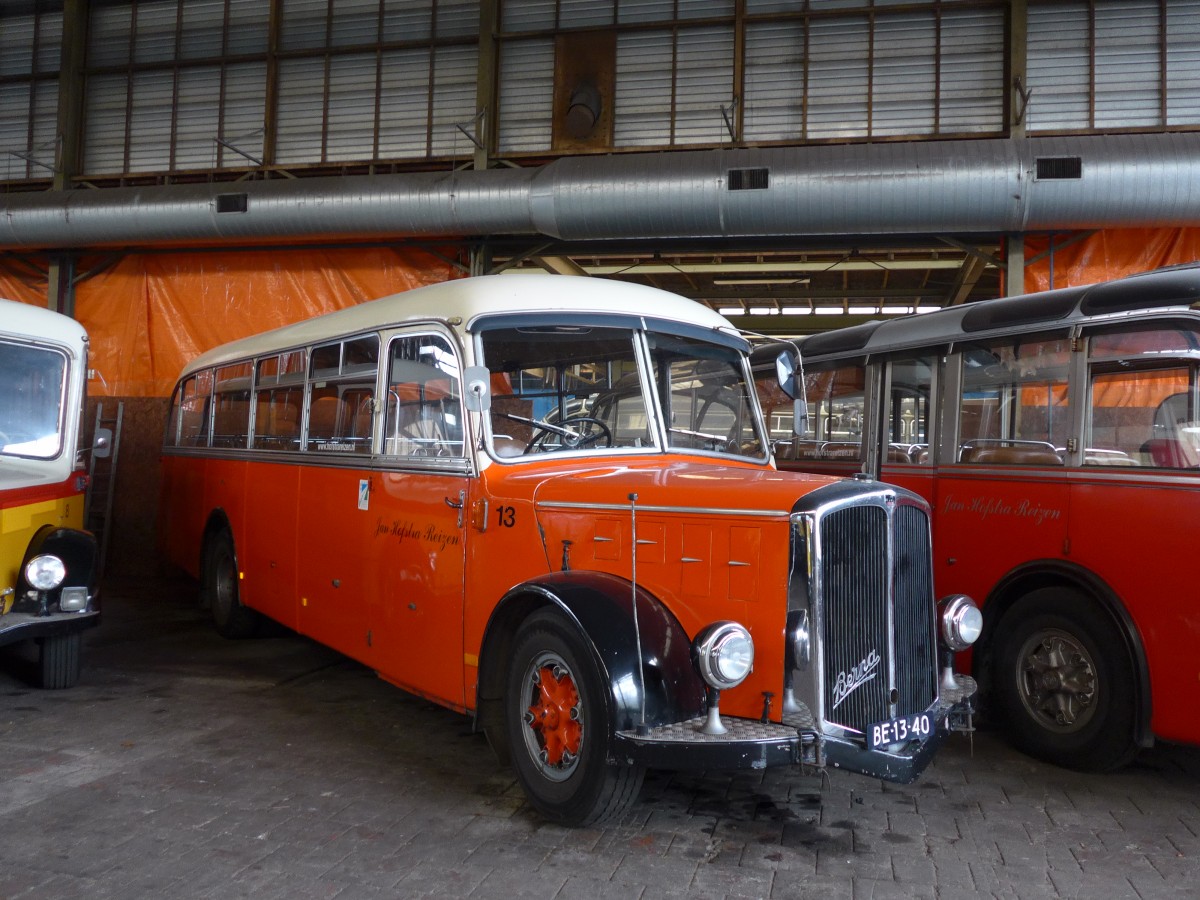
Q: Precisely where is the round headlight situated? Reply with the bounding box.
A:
[694,622,754,690]
[25,554,67,592]
[939,594,983,652]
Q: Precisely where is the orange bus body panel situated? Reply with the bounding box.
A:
[239,462,301,630]
[463,458,803,723]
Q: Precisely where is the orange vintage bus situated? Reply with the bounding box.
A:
[1,298,102,688]
[756,264,1200,773]
[160,274,979,825]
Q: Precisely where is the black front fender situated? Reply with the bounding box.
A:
[13,525,99,613]
[478,571,705,737]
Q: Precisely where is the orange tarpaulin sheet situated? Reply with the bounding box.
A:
[1023,228,1200,293]
[71,247,457,398]
[0,269,50,306]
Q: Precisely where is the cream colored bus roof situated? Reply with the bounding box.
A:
[181,274,736,378]
[0,297,88,351]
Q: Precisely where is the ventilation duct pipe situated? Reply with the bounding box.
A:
[1,133,1198,251]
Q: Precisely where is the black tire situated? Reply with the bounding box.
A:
[38,633,81,689]
[203,530,260,639]
[505,609,644,826]
[991,587,1138,772]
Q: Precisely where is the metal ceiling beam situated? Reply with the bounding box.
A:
[683,287,961,302]
[947,254,990,306]
[533,255,589,276]
[723,313,892,336]
[577,259,971,276]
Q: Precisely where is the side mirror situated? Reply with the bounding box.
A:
[774,349,809,436]
[91,426,112,459]
[775,350,798,398]
[463,366,491,413]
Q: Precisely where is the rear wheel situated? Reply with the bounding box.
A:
[991,587,1138,772]
[38,632,81,689]
[505,609,643,826]
[203,530,260,639]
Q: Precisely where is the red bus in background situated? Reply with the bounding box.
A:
[756,264,1200,772]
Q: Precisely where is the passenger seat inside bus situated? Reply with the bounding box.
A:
[959,440,1063,465]
[1141,437,1200,468]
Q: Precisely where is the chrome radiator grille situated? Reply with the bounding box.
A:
[818,501,937,734]
[893,504,937,714]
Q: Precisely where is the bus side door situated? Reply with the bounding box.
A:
[930,336,1072,600]
[365,330,470,708]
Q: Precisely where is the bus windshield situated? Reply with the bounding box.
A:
[480,325,765,459]
[0,339,67,460]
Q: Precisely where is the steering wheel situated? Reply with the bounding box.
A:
[526,416,614,453]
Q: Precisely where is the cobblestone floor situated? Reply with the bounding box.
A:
[1,577,1197,899]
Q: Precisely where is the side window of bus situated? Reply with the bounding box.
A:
[170,370,213,447]
[307,336,379,453]
[773,363,865,462]
[885,355,935,464]
[957,335,1068,465]
[254,387,304,450]
[253,351,306,451]
[1088,328,1200,468]
[384,334,463,458]
[211,363,252,448]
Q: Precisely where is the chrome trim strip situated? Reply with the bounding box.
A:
[936,466,1200,489]
[537,500,788,517]
[160,445,472,475]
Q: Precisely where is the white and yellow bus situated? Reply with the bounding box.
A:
[0,298,102,688]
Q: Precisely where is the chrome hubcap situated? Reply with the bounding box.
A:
[1015,628,1097,733]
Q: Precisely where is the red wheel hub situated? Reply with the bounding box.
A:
[528,666,582,766]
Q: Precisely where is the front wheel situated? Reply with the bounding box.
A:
[505,609,643,826]
[39,633,81,689]
[203,530,260,639]
[991,587,1138,772]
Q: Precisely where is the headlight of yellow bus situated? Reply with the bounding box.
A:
[24,554,67,592]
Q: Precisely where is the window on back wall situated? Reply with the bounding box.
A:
[10,0,1200,186]
[0,5,61,182]
[742,4,1004,143]
[76,0,480,179]
[83,0,272,176]
[1026,0,1200,133]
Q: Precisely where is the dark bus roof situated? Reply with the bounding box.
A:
[795,263,1200,360]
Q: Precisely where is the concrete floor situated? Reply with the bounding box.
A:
[1,577,1197,899]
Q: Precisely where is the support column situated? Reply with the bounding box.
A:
[474,0,499,171]
[1006,233,1026,297]
[49,0,87,314]
[47,254,76,316]
[1009,0,1028,138]
[470,244,494,277]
